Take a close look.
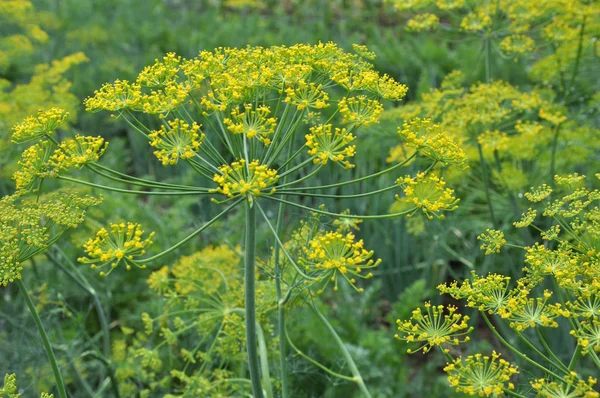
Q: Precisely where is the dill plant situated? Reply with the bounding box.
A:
[9,43,467,396]
[396,174,600,397]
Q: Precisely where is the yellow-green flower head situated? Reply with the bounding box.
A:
[0,373,18,397]
[305,124,356,169]
[567,295,600,319]
[11,107,69,144]
[148,118,204,166]
[570,318,600,355]
[398,118,467,168]
[460,11,492,32]
[396,172,460,219]
[444,351,518,397]
[84,79,142,113]
[224,104,277,145]
[406,13,440,32]
[514,208,537,228]
[300,231,380,293]
[439,272,514,315]
[555,173,586,188]
[507,290,560,331]
[338,96,384,127]
[436,0,464,10]
[136,52,182,88]
[51,135,108,170]
[0,191,102,286]
[394,302,472,353]
[12,140,57,194]
[351,44,376,60]
[78,222,155,276]
[500,34,536,55]
[284,82,329,110]
[532,372,599,398]
[212,159,279,201]
[525,184,553,202]
[477,229,506,255]
[477,129,509,153]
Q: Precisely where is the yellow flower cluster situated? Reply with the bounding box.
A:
[396,172,459,219]
[570,319,600,354]
[513,208,537,228]
[444,351,518,397]
[51,135,108,170]
[87,43,407,117]
[477,229,506,255]
[212,159,279,200]
[439,272,513,315]
[11,108,69,144]
[300,231,380,293]
[224,104,277,145]
[406,13,440,32]
[148,118,204,165]
[0,191,102,286]
[338,96,383,127]
[532,372,599,398]
[305,124,356,168]
[78,222,155,276]
[394,302,472,353]
[500,34,536,55]
[12,141,56,193]
[524,184,553,202]
[284,82,329,110]
[396,118,467,168]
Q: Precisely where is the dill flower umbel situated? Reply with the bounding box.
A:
[148,118,204,165]
[532,372,599,398]
[394,303,472,353]
[284,82,329,110]
[0,191,102,286]
[396,173,459,219]
[439,272,513,315]
[212,159,279,201]
[444,351,518,397]
[570,319,600,354]
[338,95,383,126]
[12,141,57,193]
[397,118,467,168]
[525,184,553,202]
[224,104,277,145]
[78,222,155,276]
[300,231,380,293]
[477,229,506,255]
[51,135,108,170]
[84,79,142,113]
[506,290,560,331]
[11,107,69,144]
[305,124,356,168]
[406,13,440,32]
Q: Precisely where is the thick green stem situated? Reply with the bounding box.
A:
[312,305,372,398]
[256,322,274,398]
[245,202,264,398]
[274,186,290,398]
[17,279,67,398]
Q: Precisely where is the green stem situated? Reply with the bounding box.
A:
[273,143,293,398]
[46,251,111,359]
[568,346,582,371]
[533,329,570,373]
[481,312,565,381]
[17,279,67,398]
[265,195,416,220]
[284,324,355,382]
[312,305,372,398]
[256,322,274,398]
[245,202,264,398]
